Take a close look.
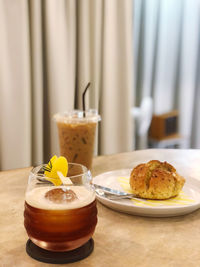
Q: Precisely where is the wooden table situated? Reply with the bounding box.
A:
[1,149,200,267]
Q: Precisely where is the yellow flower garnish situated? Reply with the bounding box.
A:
[44,155,68,186]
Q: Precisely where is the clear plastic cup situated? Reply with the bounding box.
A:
[54,109,101,170]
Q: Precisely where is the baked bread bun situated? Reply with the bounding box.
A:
[129,160,185,199]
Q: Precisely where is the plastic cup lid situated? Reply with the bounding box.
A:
[53,109,101,123]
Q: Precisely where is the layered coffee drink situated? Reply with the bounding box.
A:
[54,110,101,170]
[24,163,97,252]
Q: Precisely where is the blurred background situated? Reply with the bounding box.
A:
[0,0,199,171]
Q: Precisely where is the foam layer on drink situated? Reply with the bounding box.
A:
[25,186,95,210]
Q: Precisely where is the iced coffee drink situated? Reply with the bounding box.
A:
[54,110,101,169]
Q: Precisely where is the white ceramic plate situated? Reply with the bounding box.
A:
[93,169,200,217]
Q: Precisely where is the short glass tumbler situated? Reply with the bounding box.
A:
[24,163,97,252]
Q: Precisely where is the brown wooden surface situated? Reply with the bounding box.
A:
[149,110,178,139]
[1,149,200,267]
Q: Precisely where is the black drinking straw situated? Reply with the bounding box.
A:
[82,82,90,117]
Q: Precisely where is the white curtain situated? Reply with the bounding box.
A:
[134,0,200,148]
[0,0,134,170]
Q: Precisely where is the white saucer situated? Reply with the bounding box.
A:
[93,169,200,217]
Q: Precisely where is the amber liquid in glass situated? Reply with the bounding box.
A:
[24,200,97,251]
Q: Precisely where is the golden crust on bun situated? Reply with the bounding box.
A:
[129,160,185,199]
